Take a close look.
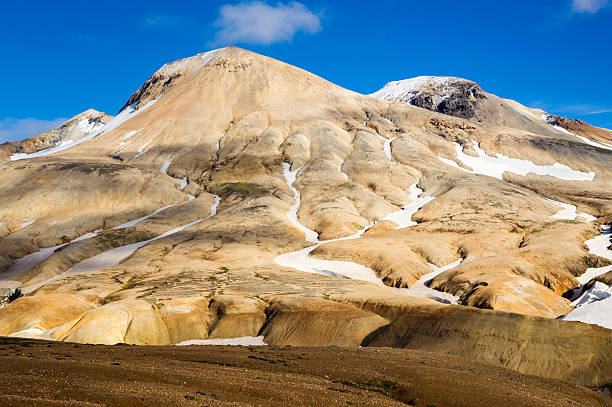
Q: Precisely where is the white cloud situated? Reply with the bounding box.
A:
[0,117,67,143]
[209,1,321,46]
[572,0,609,13]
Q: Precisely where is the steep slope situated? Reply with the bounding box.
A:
[0,109,112,161]
[543,113,612,147]
[0,47,611,386]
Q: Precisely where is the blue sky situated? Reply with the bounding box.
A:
[1,0,611,142]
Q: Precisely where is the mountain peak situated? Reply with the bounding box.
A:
[371,76,482,104]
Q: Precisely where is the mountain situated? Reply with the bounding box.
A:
[0,109,112,161]
[0,47,610,388]
[372,75,612,147]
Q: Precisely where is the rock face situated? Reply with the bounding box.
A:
[0,47,611,387]
[371,76,486,119]
[0,284,21,309]
[0,109,112,161]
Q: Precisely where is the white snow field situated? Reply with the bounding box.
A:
[275,244,383,285]
[445,141,594,181]
[175,336,266,346]
[560,225,612,329]
[562,282,612,329]
[383,184,435,229]
[399,259,463,304]
[546,199,596,222]
[10,100,158,161]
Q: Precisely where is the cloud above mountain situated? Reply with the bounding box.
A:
[572,0,610,13]
[0,117,67,143]
[209,1,321,46]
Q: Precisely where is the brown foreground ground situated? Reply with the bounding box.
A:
[0,338,609,407]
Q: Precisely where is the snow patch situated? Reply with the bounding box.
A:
[21,195,221,294]
[437,156,468,171]
[160,160,188,190]
[571,133,612,151]
[2,203,182,281]
[19,220,35,229]
[176,177,188,190]
[546,199,596,222]
[383,137,397,160]
[123,129,141,139]
[77,117,100,134]
[112,205,173,230]
[561,282,612,329]
[274,239,382,285]
[560,225,612,329]
[175,335,266,346]
[2,229,102,280]
[338,162,349,180]
[100,99,158,137]
[7,323,67,340]
[383,184,434,229]
[275,176,435,287]
[542,114,612,151]
[370,132,394,160]
[399,259,463,304]
[134,139,154,159]
[282,163,319,243]
[450,141,594,181]
[8,328,45,339]
[381,116,395,126]
[160,160,171,174]
[371,76,471,104]
[576,225,612,285]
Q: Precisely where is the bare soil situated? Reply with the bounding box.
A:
[0,337,609,406]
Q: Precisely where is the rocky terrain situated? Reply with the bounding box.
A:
[0,47,610,392]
